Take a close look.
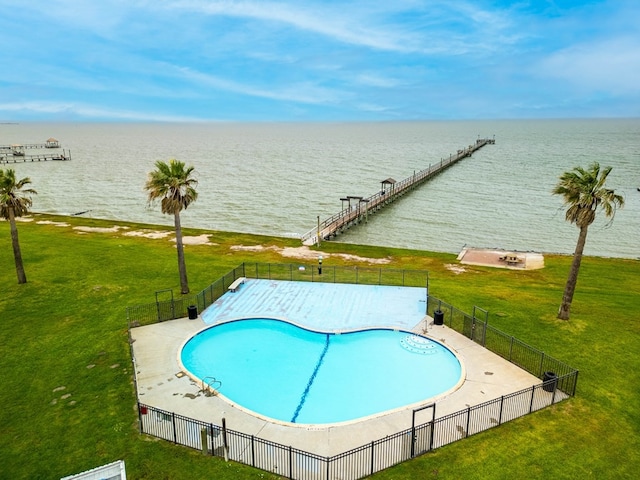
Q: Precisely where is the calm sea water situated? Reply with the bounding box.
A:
[2,119,638,258]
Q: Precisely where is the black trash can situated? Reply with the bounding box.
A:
[542,371,557,392]
[434,310,444,326]
[187,305,198,320]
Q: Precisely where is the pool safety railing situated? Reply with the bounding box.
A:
[133,292,578,480]
[126,262,430,326]
[201,377,222,397]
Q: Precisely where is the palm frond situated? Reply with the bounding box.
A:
[553,162,624,227]
[145,159,199,215]
[0,168,37,219]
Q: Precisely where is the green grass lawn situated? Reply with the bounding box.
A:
[1,214,638,479]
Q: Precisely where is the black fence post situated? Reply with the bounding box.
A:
[411,422,416,459]
[529,386,535,413]
[470,317,476,341]
[172,412,177,444]
[429,422,435,452]
[289,445,295,479]
[429,405,436,451]
[137,402,144,433]
[222,417,229,462]
[465,407,471,438]
[370,441,375,476]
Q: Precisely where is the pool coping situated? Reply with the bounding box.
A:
[175,317,468,429]
[130,314,543,456]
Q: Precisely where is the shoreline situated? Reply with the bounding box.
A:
[9,212,638,262]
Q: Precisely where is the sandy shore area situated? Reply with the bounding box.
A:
[457,247,544,270]
[24,218,545,269]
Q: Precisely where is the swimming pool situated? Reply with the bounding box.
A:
[180,318,463,425]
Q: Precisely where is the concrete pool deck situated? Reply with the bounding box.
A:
[130,279,546,456]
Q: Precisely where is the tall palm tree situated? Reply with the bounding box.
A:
[145,159,198,294]
[553,162,624,320]
[0,168,37,284]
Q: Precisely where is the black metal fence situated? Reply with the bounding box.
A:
[126,263,429,326]
[426,296,578,396]
[138,371,574,480]
[131,264,578,478]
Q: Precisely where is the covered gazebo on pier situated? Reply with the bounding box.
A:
[380,177,396,196]
[45,137,60,148]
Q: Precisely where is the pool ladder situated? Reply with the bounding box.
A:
[201,377,222,397]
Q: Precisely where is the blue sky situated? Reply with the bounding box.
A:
[1,0,639,121]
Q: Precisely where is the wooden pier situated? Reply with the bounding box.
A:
[0,138,69,164]
[301,137,495,246]
[0,149,71,164]
[0,137,61,151]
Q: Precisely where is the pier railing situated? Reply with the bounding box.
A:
[0,142,60,150]
[300,137,495,245]
[0,149,71,164]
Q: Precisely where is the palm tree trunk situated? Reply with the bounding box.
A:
[558,224,589,320]
[173,211,189,294]
[9,207,27,284]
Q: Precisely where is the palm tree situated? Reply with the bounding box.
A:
[0,168,37,284]
[553,162,624,320]
[145,159,198,294]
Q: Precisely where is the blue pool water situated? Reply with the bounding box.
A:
[181,318,462,424]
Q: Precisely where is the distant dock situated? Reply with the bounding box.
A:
[0,137,70,164]
[301,137,495,246]
[0,150,71,164]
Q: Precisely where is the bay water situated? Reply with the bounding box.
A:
[2,119,638,258]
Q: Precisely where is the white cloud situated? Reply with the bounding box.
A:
[355,102,392,113]
[537,36,640,94]
[2,0,639,120]
[165,0,427,52]
[0,101,202,122]
[170,64,347,104]
[355,73,402,89]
